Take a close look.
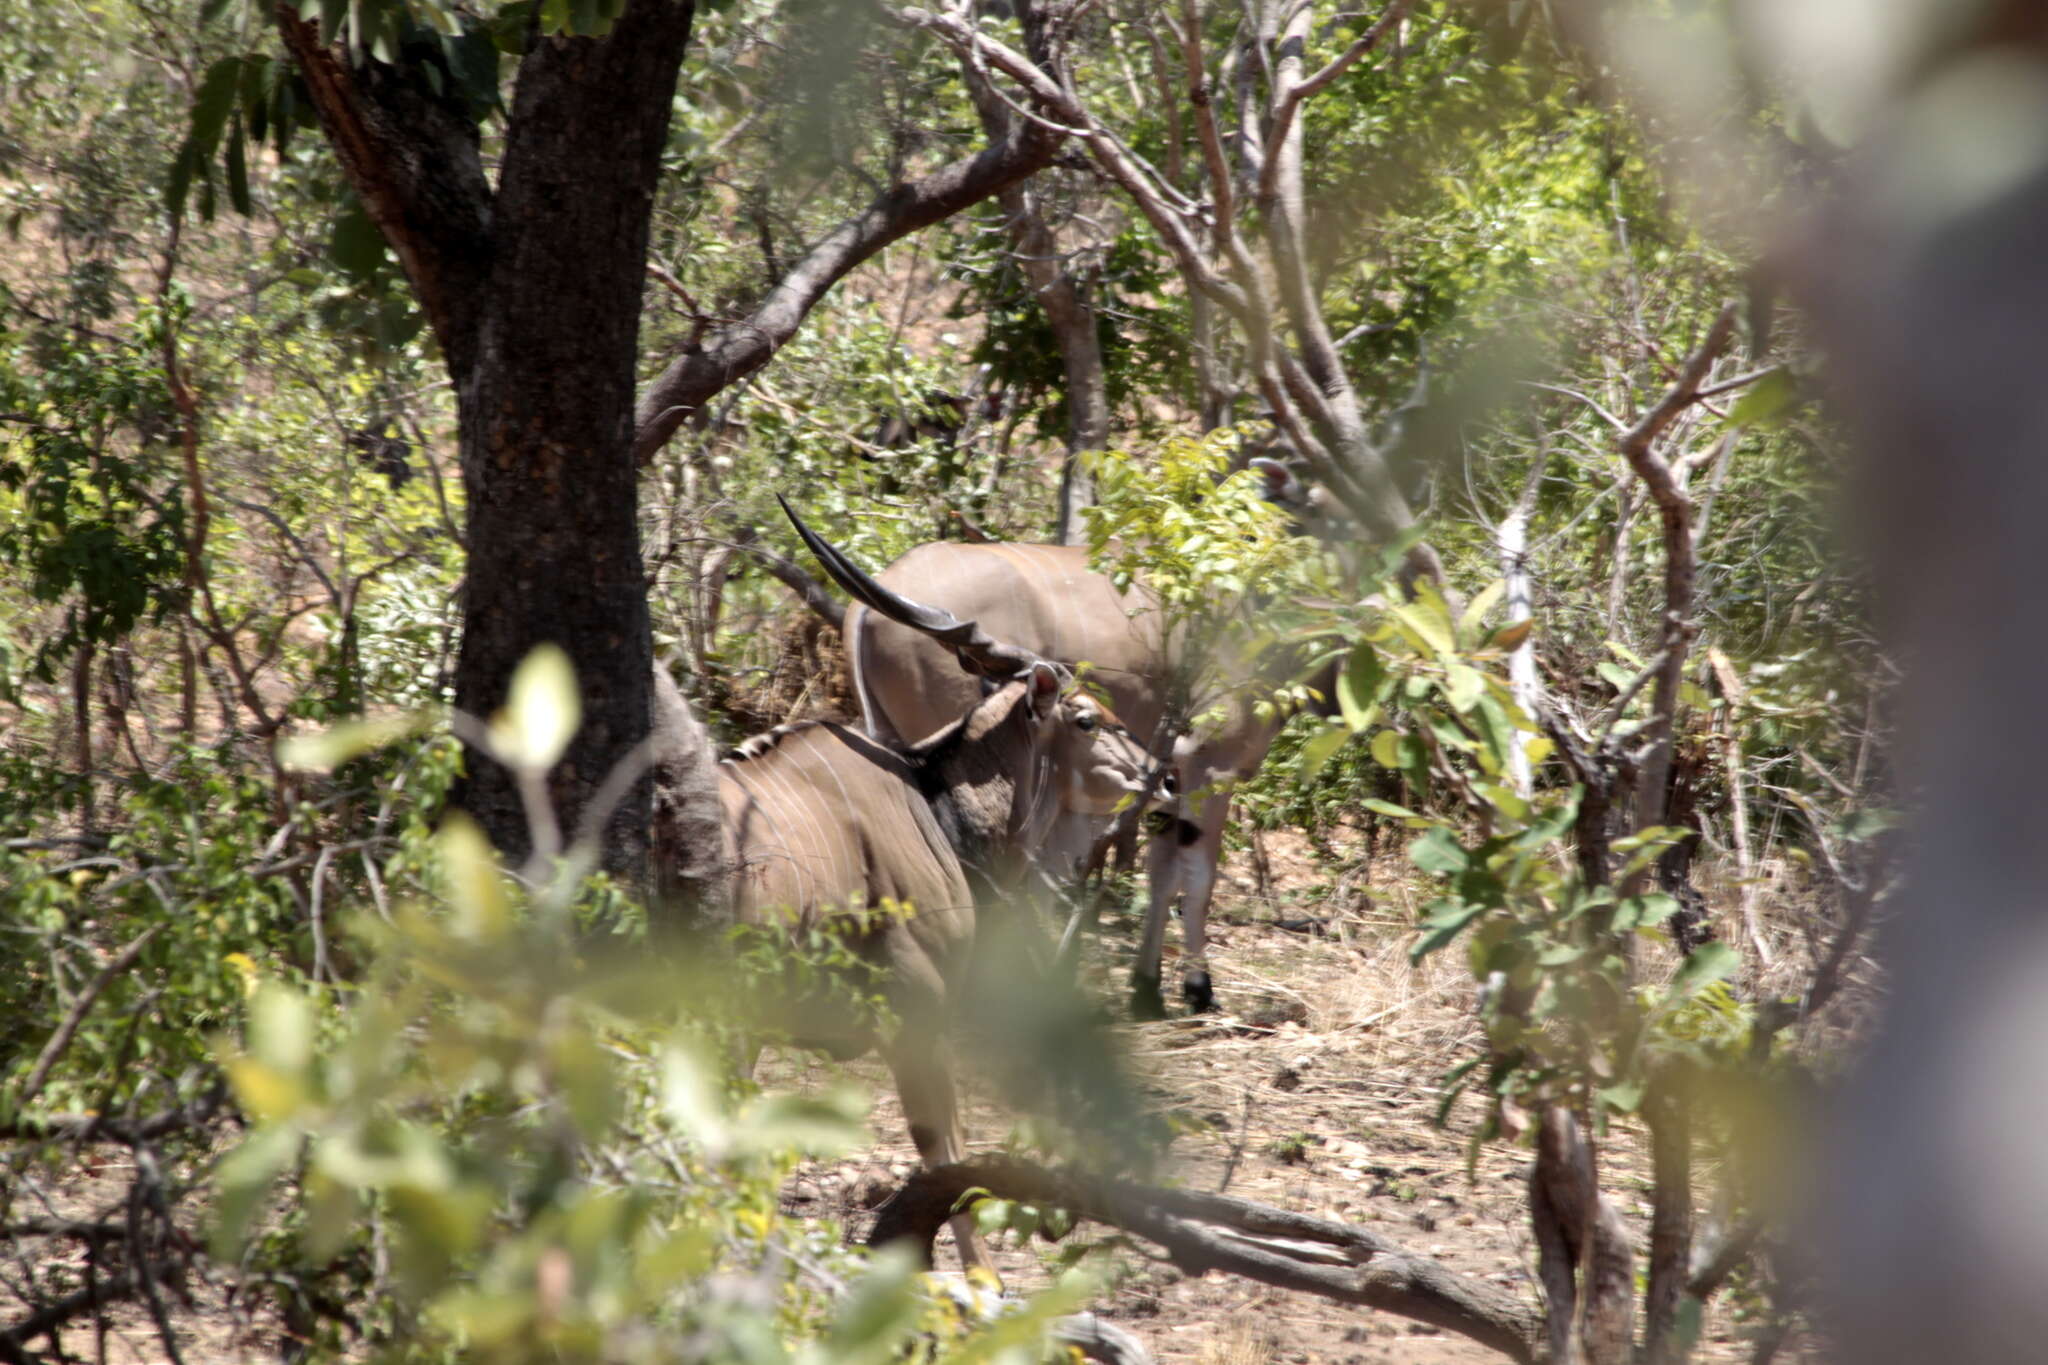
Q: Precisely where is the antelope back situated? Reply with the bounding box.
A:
[718,721,970,939]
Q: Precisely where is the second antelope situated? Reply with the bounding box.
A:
[651,497,1168,1276]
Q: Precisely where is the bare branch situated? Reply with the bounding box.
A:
[16,924,163,1112]
[869,1155,1542,1363]
[631,53,1062,461]
[0,1093,230,1147]
[1525,380,1630,433]
[1618,302,1741,505]
[1256,0,1413,210]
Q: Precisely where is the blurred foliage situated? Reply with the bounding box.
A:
[203,651,1109,1362]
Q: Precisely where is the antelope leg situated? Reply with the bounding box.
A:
[883,1036,998,1281]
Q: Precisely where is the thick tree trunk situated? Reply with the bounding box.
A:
[288,1,1063,871]
[451,3,695,868]
[284,2,695,869]
[1531,1106,1635,1365]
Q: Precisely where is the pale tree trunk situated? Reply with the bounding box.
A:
[898,0,1441,581]
[962,6,1107,547]
[1498,444,1546,797]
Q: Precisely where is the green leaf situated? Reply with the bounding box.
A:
[190,57,242,154]
[1442,661,1484,713]
[165,136,202,222]
[437,813,509,942]
[1426,710,1475,754]
[1458,580,1505,644]
[1411,898,1484,961]
[238,53,270,127]
[1361,797,1418,819]
[1598,1080,1645,1115]
[1723,367,1797,427]
[1471,694,1517,773]
[1473,782,1530,824]
[1337,641,1383,731]
[1386,599,1452,656]
[488,643,581,774]
[660,1044,730,1156]
[250,982,314,1074]
[736,1089,868,1158]
[1370,727,1404,769]
[223,124,250,213]
[1410,827,1469,875]
[1666,941,1738,1000]
[328,200,386,278]
[1625,893,1680,930]
[824,1244,923,1365]
[1297,723,1352,783]
[211,1123,302,1258]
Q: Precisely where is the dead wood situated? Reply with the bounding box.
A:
[866,1154,1542,1363]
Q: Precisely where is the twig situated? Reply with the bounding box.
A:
[16,924,163,1112]
[127,1145,185,1365]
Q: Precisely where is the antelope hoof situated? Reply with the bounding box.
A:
[1182,969,1216,1014]
[1128,970,1167,1021]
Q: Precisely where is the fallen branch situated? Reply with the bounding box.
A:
[0,1275,138,1365]
[867,1155,1541,1363]
[0,1093,230,1147]
[0,1219,128,1245]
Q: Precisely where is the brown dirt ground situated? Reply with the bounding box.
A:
[772,827,1830,1365]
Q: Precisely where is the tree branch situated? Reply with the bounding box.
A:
[273,7,494,382]
[1618,302,1740,841]
[1256,0,1412,210]
[868,1155,1541,1363]
[631,40,1062,462]
[0,1093,230,1147]
[16,924,163,1112]
[1617,302,1740,506]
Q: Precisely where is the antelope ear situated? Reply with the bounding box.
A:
[1027,661,1061,719]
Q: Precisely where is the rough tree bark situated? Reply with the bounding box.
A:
[280,1,695,869]
[1530,1107,1635,1365]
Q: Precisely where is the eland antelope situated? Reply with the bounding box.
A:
[840,460,1337,1017]
[652,498,1165,1275]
